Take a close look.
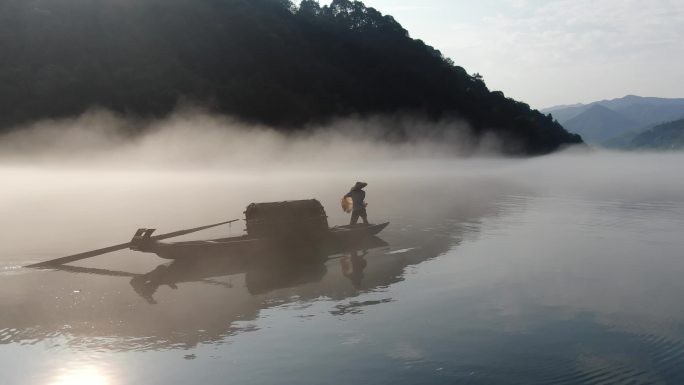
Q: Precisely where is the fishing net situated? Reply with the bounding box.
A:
[341,196,353,213]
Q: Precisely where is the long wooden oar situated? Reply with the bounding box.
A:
[25,219,240,268]
[43,264,140,277]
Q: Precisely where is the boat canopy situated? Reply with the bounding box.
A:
[244,199,329,238]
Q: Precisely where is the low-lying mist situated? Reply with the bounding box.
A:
[0,109,496,170]
[1,109,683,267]
[1,109,680,200]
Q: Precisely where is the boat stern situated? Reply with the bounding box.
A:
[130,228,157,252]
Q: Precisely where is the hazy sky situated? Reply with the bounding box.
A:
[317,0,684,109]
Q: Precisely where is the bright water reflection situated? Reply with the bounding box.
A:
[2,153,684,384]
[48,364,114,385]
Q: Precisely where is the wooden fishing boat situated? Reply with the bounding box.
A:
[27,199,389,267]
[131,222,390,260]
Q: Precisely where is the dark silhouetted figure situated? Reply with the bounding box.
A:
[344,181,369,225]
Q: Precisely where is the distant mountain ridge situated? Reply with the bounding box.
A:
[542,95,684,146]
[562,104,640,144]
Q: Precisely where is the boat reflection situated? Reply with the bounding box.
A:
[1,184,515,352]
[55,236,387,304]
[0,226,458,352]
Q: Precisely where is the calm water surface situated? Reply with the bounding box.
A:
[2,155,684,384]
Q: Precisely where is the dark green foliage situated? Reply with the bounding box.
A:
[630,118,684,150]
[0,0,581,154]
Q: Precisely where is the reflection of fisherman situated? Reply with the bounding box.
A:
[343,181,369,225]
[129,264,177,305]
[341,249,368,289]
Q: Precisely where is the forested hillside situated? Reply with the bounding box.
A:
[631,119,684,150]
[0,0,582,154]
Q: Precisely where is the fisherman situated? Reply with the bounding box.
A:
[344,181,369,225]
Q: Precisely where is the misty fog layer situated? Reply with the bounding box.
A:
[0,111,682,265]
[0,110,680,199]
[0,110,496,168]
